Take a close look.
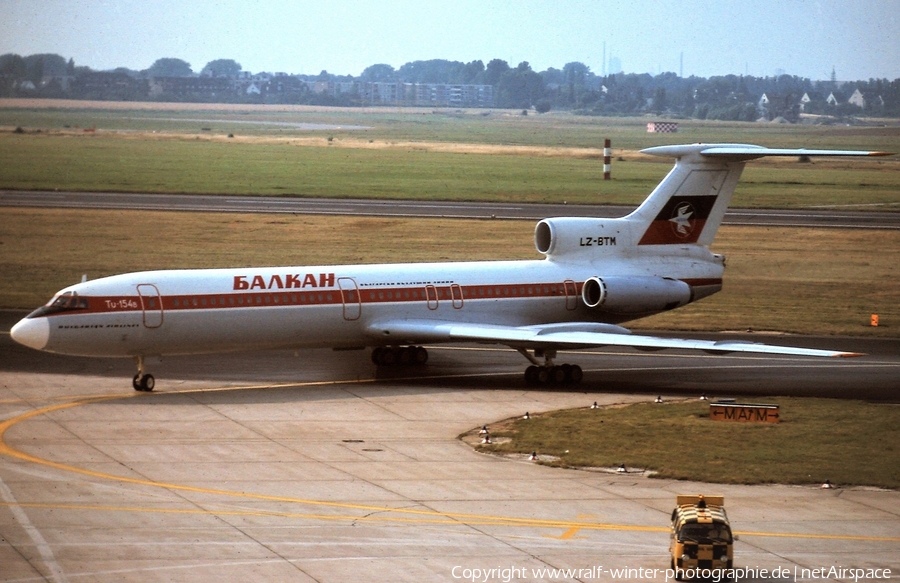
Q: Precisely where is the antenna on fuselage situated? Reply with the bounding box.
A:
[81,274,88,283]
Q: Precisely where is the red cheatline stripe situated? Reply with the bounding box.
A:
[39,278,721,318]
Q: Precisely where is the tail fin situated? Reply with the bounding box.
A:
[629,143,891,247]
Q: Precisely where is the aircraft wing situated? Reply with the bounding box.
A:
[366,319,863,358]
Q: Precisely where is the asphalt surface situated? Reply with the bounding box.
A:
[1,311,899,582]
[3,311,899,402]
[2,192,899,581]
[3,189,900,228]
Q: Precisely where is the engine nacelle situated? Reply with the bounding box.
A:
[535,217,623,259]
[581,276,691,314]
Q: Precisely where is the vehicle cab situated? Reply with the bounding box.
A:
[669,495,733,577]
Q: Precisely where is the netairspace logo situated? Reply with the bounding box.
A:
[450,565,893,583]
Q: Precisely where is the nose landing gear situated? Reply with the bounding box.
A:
[132,356,155,392]
[518,348,583,386]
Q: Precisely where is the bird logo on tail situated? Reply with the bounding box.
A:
[638,195,717,245]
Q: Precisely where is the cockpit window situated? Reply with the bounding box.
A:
[28,292,89,318]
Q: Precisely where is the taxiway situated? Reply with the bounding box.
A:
[3,189,899,228]
[1,312,898,582]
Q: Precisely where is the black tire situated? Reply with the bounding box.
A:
[550,366,566,384]
[567,364,583,384]
[413,346,428,364]
[133,373,154,392]
[381,347,397,366]
[536,367,551,385]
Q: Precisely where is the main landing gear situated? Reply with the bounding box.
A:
[132,356,155,392]
[519,348,583,386]
[371,345,429,367]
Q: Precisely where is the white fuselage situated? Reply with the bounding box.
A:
[18,249,723,359]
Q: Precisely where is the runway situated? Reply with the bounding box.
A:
[3,189,900,228]
[1,311,899,582]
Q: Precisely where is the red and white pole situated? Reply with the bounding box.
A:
[603,138,611,180]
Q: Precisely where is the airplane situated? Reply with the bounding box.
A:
[11,143,891,392]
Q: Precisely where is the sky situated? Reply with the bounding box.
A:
[2,0,898,81]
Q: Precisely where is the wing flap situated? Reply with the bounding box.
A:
[366,319,863,358]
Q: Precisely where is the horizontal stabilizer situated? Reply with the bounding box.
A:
[642,143,894,160]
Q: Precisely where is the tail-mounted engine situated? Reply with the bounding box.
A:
[581,275,691,314]
[535,218,623,259]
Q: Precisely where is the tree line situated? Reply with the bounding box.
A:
[2,53,899,119]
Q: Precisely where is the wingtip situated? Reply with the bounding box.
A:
[833,352,867,358]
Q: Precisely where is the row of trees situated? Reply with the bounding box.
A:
[0,54,246,88]
[3,52,899,118]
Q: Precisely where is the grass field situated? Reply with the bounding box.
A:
[467,398,900,488]
[2,98,900,150]
[1,99,899,208]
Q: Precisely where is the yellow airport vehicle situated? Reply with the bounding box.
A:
[669,495,733,578]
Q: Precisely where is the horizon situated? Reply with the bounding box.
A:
[2,1,898,82]
[6,53,896,85]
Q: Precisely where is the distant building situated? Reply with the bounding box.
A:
[148,76,231,98]
[356,82,493,107]
[608,56,623,74]
[71,71,146,100]
[848,88,865,108]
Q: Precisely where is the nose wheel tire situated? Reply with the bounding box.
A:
[133,373,155,392]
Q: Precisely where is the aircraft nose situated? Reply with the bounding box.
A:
[10,317,50,351]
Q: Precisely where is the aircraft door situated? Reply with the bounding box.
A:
[425,285,439,310]
[338,277,361,321]
[564,280,579,311]
[450,284,464,309]
[136,284,164,328]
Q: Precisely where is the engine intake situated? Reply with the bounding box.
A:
[581,276,691,314]
[535,217,622,259]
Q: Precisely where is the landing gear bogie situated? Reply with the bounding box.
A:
[372,346,428,367]
[524,364,583,386]
[518,348,583,386]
